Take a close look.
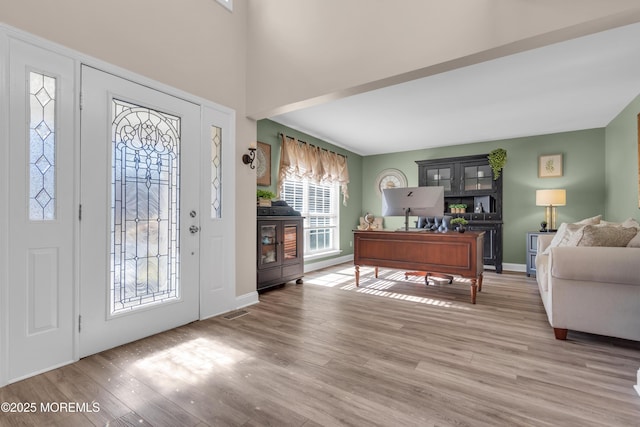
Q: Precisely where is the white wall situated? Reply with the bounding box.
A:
[247,0,640,119]
[0,0,257,297]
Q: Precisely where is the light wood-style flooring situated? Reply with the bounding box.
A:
[1,264,639,426]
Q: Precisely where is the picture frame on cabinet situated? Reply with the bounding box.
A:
[539,153,563,178]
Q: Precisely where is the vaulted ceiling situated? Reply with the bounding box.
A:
[270,22,640,156]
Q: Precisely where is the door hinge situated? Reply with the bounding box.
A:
[78,204,82,220]
[79,92,83,110]
[78,315,81,333]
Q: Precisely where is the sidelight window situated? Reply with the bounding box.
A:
[29,71,57,221]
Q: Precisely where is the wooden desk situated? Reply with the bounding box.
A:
[353,230,485,303]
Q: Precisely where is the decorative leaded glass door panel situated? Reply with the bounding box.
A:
[79,66,201,357]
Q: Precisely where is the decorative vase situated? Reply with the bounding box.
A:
[457,226,466,233]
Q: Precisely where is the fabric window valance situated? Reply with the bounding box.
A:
[277,134,349,205]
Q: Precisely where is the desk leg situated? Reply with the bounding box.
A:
[470,279,478,304]
[374,266,379,278]
[355,265,360,287]
[477,273,483,292]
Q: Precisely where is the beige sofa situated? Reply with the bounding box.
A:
[535,222,640,341]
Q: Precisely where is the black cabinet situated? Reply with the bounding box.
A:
[257,216,304,290]
[468,222,502,272]
[417,154,503,273]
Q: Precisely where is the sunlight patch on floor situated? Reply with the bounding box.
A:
[359,279,396,290]
[343,285,455,307]
[305,272,354,287]
[383,271,411,281]
[134,337,247,387]
[308,265,472,310]
[335,266,359,275]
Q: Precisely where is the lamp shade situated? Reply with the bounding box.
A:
[536,189,566,206]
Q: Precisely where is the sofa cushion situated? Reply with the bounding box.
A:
[567,225,637,247]
[550,246,640,285]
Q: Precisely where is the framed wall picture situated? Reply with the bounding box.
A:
[256,141,271,186]
[539,153,563,178]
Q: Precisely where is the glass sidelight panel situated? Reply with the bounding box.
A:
[29,72,56,220]
[110,99,181,314]
[210,125,222,218]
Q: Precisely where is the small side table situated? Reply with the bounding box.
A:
[526,231,555,277]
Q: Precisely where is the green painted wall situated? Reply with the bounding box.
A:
[257,119,363,262]
[258,119,607,267]
[605,93,640,222]
[362,129,606,266]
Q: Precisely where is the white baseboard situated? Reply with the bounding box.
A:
[304,254,354,273]
[236,291,259,309]
[503,263,526,273]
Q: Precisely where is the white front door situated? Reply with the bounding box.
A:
[79,66,201,357]
[6,39,76,382]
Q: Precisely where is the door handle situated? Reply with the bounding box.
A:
[189,225,200,234]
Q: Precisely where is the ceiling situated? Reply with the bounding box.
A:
[270,22,640,156]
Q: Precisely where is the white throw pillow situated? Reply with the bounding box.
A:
[628,231,640,248]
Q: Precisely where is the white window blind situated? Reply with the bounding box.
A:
[282,179,339,256]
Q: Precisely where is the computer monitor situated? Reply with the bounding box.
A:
[381,186,445,230]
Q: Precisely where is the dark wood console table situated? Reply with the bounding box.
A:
[353,230,485,303]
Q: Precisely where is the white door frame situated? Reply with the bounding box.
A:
[0,24,237,386]
[0,27,11,388]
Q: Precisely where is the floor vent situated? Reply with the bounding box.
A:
[223,310,249,320]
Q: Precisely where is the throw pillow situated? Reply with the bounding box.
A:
[542,215,602,254]
[567,225,637,247]
[575,214,603,225]
[628,231,640,248]
[600,217,640,229]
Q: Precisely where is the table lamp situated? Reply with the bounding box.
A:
[536,189,566,231]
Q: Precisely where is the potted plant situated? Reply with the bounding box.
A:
[487,148,507,180]
[459,203,467,214]
[256,189,276,207]
[450,217,468,233]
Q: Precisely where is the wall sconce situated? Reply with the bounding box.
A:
[242,146,256,169]
[535,189,566,231]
